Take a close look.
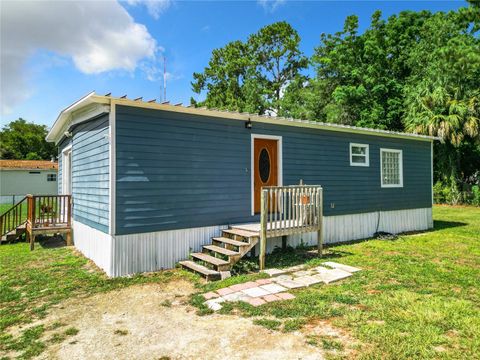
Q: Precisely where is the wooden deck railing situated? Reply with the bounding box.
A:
[27,194,72,229]
[0,196,28,237]
[259,185,324,269]
[1,194,72,248]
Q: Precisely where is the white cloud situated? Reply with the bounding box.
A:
[257,0,286,12]
[126,0,172,19]
[0,0,158,114]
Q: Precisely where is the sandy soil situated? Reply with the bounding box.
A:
[37,280,324,360]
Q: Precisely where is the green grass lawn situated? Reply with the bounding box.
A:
[1,205,479,359]
[194,205,480,359]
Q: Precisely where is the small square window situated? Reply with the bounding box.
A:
[47,174,57,182]
[380,149,403,188]
[350,143,369,166]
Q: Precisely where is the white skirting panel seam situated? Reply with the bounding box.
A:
[111,225,228,277]
[72,220,113,276]
[286,207,433,249]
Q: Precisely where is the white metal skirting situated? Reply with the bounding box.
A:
[72,220,113,276]
[284,207,433,250]
[72,207,432,277]
[111,225,228,277]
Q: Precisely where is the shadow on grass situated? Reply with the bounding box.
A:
[433,220,467,230]
[264,246,354,268]
[38,235,66,248]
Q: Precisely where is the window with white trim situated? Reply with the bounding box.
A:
[380,148,403,187]
[350,143,369,166]
[47,174,57,182]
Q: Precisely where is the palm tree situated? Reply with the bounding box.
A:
[404,84,479,146]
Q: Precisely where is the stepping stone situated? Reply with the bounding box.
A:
[283,264,306,272]
[315,268,352,284]
[217,287,235,296]
[275,279,305,289]
[271,275,292,283]
[262,268,286,277]
[263,294,281,302]
[322,261,361,273]
[277,292,295,300]
[295,275,322,287]
[247,297,266,307]
[259,283,288,294]
[314,266,330,272]
[271,274,293,282]
[222,291,251,302]
[292,270,314,277]
[204,297,225,311]
[203,291,220,300]
[229,281,258,292]
[241,286,271,298]
[255,278,273,285]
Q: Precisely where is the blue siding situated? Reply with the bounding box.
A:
[58,115,110,233]
[115,106,432,235]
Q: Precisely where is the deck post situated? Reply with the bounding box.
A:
[317,187,323,257]
[65,230,72,246]
[30,234,35,251]
[259,189,268,270]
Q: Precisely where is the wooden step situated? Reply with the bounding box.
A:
[203,245,239,257]
[179,261,220,281]
[191,253,230,269]
[223,228,259,239]
[212,237,250,247]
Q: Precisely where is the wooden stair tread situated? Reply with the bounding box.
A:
[223,228,259,238]
[204,245,239,256]
[191,252,229,266]
[212,237,250,247]
[179,261,219,276]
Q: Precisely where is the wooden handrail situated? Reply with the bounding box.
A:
[259,185,323,269]
[0,196,28,237]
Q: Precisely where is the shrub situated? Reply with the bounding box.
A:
[472,185,480,206]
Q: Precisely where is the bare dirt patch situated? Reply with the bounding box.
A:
[37,280,324,360]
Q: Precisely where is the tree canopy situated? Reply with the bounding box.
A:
[192,5,480,201]
[0,119,56,160]
[191,21,308,115]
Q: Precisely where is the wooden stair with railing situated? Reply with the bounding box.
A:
[1,194,72,248]
[1,196,28,243]
[180,228,259,280]
[180,184,325,280]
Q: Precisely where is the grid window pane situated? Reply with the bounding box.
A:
[382,151,401,185]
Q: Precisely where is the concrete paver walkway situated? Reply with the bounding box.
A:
[203,261,361,311]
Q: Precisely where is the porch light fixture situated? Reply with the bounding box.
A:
[245,118,252,129]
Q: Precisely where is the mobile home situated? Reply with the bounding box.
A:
[46,92,435,277]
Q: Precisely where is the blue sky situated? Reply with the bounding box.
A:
[0,0,465,127]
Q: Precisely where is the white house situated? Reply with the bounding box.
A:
[0,160,58,204]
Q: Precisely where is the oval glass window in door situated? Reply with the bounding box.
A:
[259,148,271,182]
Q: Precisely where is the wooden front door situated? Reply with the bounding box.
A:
[254,138,278,213]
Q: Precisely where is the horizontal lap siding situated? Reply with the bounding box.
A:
[115,106,431,235]
[71,115,110,233]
